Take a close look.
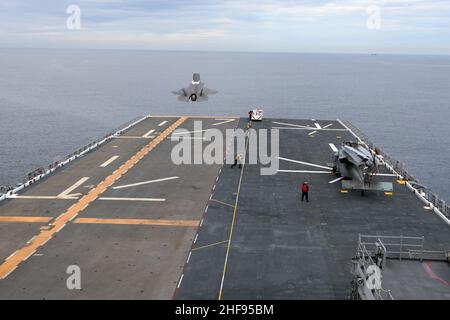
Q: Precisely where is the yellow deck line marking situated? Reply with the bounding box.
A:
[218,131,250,300]
[192,240,229,252]
[341,190,349,193]
[74,218,199,227]
[0,116,188,280]
[209,199,235,208]
[0,216,52,223]
[385,192,393,196]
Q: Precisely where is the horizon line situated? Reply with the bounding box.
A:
[1,46,450,57]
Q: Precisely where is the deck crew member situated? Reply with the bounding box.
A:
[301,181,309,202]
[248,110,253,122]
[231,154,243,169]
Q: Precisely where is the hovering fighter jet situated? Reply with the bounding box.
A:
[332,141,393,194]
[172,73,217,102]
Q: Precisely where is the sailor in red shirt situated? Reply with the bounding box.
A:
[301,182,309,202]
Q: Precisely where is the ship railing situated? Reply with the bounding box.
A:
[0,114,151,202]
[373,287,394,301]
[341,120,450,224]
[353,236,395,300]
[358,234,425,261]
[354,234,448,300]
[407,250,449,262]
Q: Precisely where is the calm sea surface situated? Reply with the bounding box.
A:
[1,49,449,201]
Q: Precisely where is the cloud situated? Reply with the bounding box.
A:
[0,0,449,54]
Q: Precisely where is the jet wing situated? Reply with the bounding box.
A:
[201,87,218,95]
[196,95,209,102]
[177,95,190,102]
[172,88,187,96]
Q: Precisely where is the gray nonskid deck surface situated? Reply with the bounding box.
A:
[0,116,238,299]
[382,260,450,300]
[0,116,449,300]
[178,118,450,300]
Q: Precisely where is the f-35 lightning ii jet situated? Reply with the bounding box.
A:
[172,73,217,102]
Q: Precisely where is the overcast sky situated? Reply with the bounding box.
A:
[0,0,449,54]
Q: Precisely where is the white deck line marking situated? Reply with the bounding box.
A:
[329,177,345,184]
[98,197,166,202]
[177,274,184,288]
[329,143,338,153]
[194,234,199,243]
[158,121,168,127]
[170,137,206,140]
[113,136,152,139]
[27,236,37,244]
[10,195,79,200]
[323,123,333,129]
[278,157,333,170]
[113,176,179,190]
[277,170,331,174]
[272,121,310,128]
[212,119,235,126]
[308,130,318,136]
[55,213,65,221]
[100,156,119,168]
[272,127,347,131]
[22,250,36,262]
[6,251,18,261]
[1,266,17,279]
[57,177,90,198]
[173,129,210,135]
[142,129,155,138]
[315,123,322,129]
[40,236,52,247]
[186,252,192,264]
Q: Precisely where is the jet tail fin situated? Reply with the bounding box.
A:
[193,73,200,83]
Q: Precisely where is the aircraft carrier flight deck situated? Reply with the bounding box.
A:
[0,115,449,300]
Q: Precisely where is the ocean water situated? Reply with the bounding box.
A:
[0,49,449,201]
